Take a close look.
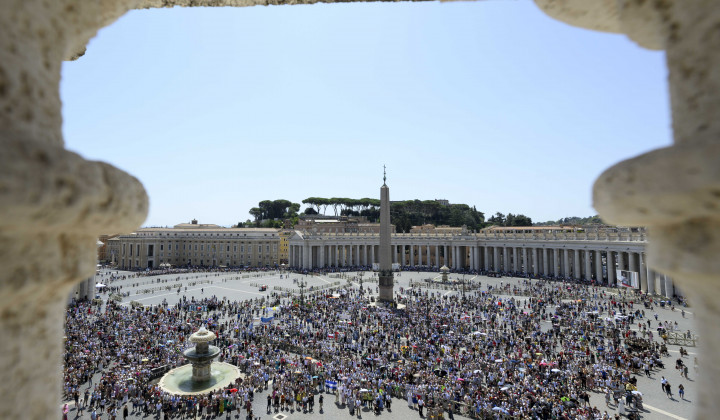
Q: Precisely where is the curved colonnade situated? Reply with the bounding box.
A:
[289,228,679,297]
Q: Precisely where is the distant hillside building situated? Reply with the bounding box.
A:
[295,216,389,234]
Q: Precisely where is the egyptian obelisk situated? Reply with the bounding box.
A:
[378,166,394,303]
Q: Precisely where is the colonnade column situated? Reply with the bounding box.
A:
[629,252,639,277]
[664,276,674,298]
[572,250,580,280]
[532,248,538,276]
[301,244,307,269]
[552,249,560,277]
[542,248,549,276]
[493,247,500,272]
[562,249,569,279]
[504,247,510,272]
[596,250,603,283]
[583,250,592,280]
[617,252,625,273]
[474,246,479,271]
[657,273,666,296]
[607,252,615,287]
[483,245,491,271]
[513,247,519,273]
[639,253,648,292]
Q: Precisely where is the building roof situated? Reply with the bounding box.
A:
[138,227,277,232]
[483,225,580,231]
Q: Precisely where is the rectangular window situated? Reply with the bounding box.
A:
[160,244,164,251]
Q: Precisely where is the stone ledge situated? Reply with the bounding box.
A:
[593,141,720,227]
[0,134,148,235]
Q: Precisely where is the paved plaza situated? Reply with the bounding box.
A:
[62,269,699,419]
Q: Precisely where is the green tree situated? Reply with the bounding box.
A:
[488,212,506,226]
[249,207,262,223]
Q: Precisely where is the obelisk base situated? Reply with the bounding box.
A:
[378,271,394,302]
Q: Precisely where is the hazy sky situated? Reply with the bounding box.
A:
[60,1,672,228]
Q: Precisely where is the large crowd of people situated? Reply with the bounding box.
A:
[63,271,692,419]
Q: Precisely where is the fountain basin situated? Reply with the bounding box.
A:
[183,345,221,360]
[158,362,242,395]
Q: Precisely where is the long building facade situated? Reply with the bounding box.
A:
[289,226,680,297]
[115,221,280,269]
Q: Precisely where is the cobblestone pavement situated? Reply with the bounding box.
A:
[64,269,699,419]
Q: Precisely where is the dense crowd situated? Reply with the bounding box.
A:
[63,274,691,420]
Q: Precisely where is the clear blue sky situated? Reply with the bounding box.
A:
[60,1,672,228]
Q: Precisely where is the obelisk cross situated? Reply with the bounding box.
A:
[383,165,386,185]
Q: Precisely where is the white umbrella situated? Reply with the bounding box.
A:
[95,283,106,288]
[495,359,503,363]
[501,386,510,391]
[551,368,561,373]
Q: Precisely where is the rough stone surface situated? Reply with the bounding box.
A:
[0,136,148,235]
[533,0,621,34]
[648,219,720,420]
[593,141,720,227]
[0,235,97,419]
